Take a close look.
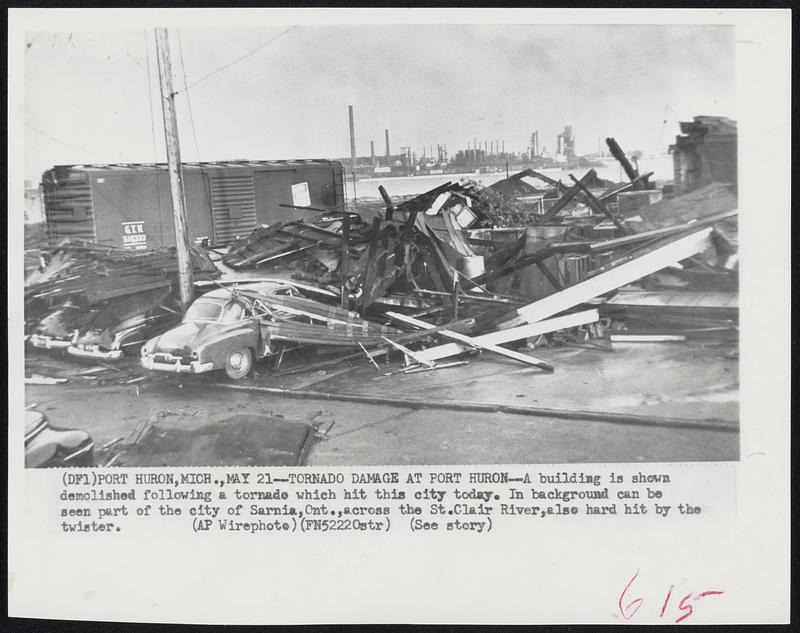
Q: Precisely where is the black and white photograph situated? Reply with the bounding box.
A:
[20,19,742,468]
[7,7,790,626]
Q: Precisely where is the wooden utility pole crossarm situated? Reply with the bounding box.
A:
[154,27,194,311]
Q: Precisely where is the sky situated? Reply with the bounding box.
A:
[21,20,736,183]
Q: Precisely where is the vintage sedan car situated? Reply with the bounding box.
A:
[140,282,300,380]
[28,286,180,360]
[25,410,94,468]
[27,301,101,351]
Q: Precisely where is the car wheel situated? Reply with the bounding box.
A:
[224,347,253,380]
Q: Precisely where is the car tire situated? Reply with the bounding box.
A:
[224,347,253,380]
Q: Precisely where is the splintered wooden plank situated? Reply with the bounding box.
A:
[401,309,600,363]
[604,290,739,310]
[266,322,399,347]
[534,169,596,224]
[380,336,436,368]
[386,312,554,372]
[568,173,632,235]
[359,217,383,311]
[243,291,397,331]
[498,227,713,328]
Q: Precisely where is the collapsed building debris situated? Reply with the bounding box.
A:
[200,159,737,376]
[24,239,221,357]
[26,120,739,380]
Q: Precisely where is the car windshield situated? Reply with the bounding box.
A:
[220,302,245,324]
[184,300,223,322]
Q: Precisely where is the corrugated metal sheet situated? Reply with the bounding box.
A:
[42,170,96,244]
[210,174,257,245]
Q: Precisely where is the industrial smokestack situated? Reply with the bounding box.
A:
[385,129,390,157]
[370,140,375,163]
[348,105,356,166]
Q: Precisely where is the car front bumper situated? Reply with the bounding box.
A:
[141,355,214,374]
[67,345,125,360]
[28,335,72,350]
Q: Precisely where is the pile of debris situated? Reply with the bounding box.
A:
[24,240,222,358]
[25,133,738,377]
[214,153,737,375]
[25,239,219,322]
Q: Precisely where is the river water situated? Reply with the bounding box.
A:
[344,154,674,201]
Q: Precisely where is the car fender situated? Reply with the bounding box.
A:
[195,326,261,365]
[111,314,180,350]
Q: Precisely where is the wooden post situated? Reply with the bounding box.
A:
[340,211,350,309]
[605,137,645,190]
[378,185,394,221]
[154,27,193,311]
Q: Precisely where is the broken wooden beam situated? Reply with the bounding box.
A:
[394,309,600,363]
[569,173,633,235]
[498,227,714,328]
[471,240,554,286]
[534,169,596,224]
[526,169,567,193]
[605,137,646,189]
[535,260,563,291]
[359,217,384,313]
[378,185,395,221]
[358,342,382,372]
[385,312,554,372]
[588,210,737,253]
[597,171,654,202]
[403,360,469,374]
[274,316,478,375]
[609,334,687,342]
[340,210,351,308]
[380,335,436,368]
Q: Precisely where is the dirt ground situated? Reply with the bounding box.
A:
[23,337,739,466]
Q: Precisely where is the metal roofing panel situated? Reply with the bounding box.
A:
[55,158,339,174]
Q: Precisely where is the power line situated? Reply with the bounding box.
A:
[174,25,298,94]
[652,105,673,156]
[25,123,110,161]
[176,29,202,162]
[176,28,214,233]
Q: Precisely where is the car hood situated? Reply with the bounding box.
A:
[149,320,228,356]
[77,313,178,350]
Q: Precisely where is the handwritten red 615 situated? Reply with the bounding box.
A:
[618,569,724,624]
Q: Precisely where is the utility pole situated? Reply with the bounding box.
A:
[154,27,193,311]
